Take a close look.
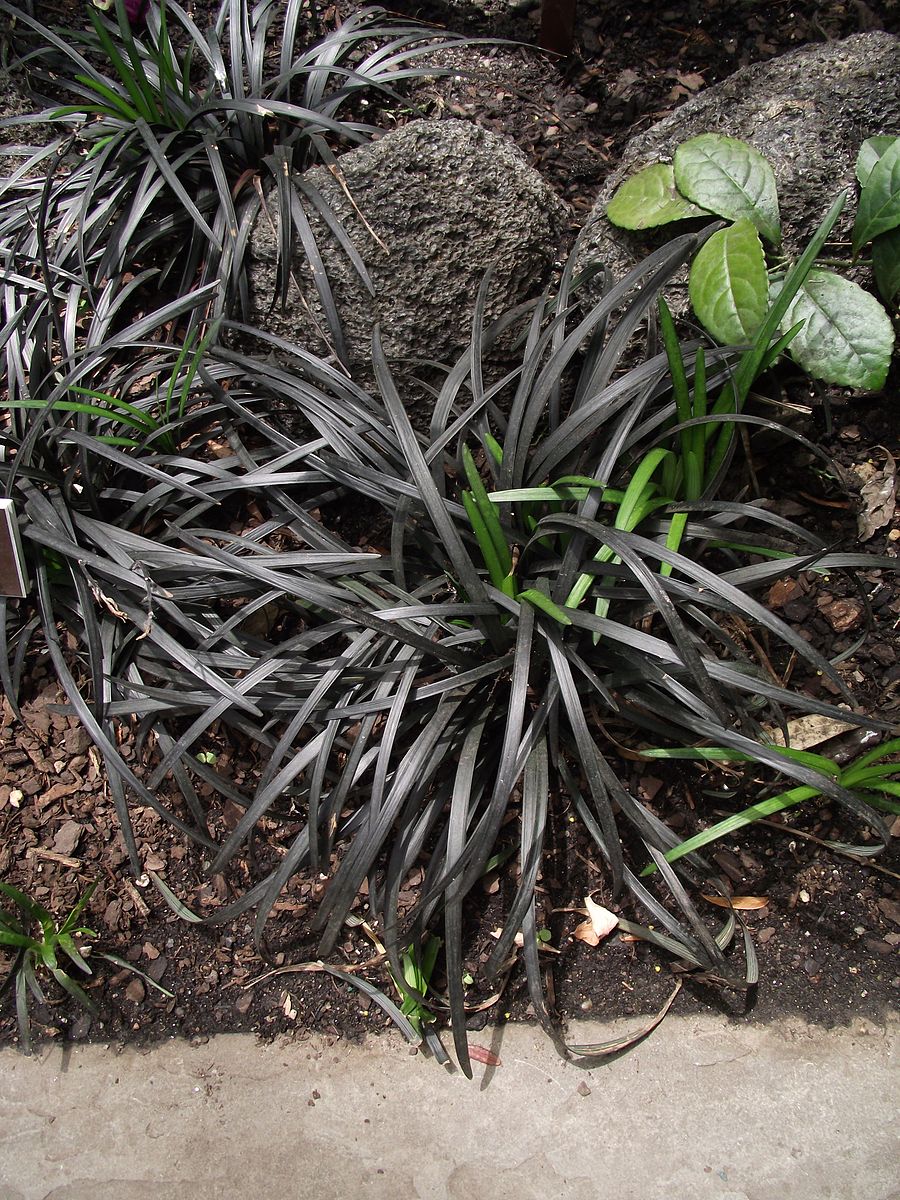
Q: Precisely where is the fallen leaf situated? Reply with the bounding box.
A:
[856,448,897,541]
[702,894,769,910]
[467,1044,502,1066]
[877,897,900,927]
[585,895,619,938]
[764,714,855,750]
[574,897,619,945]
[674,71,705,90]
[573,919,601,946]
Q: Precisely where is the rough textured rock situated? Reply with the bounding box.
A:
[577,32,900,296]
[249,119,569,372]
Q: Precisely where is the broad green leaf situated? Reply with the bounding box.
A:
[853,137,900,253]
[783,269,895,390]
[606,163,709,229]
[855,136,900,186]
[689,218,768,343]
[674,134,781,245]
[873,226,900,304]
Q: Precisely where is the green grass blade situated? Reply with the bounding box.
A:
[642,783,820,875]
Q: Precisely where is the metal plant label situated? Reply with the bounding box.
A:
[0,500,29,598]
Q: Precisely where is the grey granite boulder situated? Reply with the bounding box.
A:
[248,119,569,372]
[577,32,900,297]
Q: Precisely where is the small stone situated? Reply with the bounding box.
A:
[235,992,253,1014]
[864,938,893,956]
[147,956,168,983]
[576,1081,591,1097]
[125,978,145,1004]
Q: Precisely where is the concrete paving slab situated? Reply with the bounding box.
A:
[0,1014,897,1200]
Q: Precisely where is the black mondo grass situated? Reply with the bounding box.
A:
[4,209,895,1074]
[0,0,893,1070]
[0,0,480,365]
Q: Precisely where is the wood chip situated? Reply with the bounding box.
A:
[123,879,150,918]
[819,598,863,633]
[52,820,83,856]
[26,847,81,869]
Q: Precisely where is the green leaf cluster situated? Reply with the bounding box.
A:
[607,133,897,391]
[0,881,98,1055]
[0,880,175,1053]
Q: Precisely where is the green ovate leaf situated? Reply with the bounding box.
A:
[853,137,900,254]
[674,134,781,245]
[783,269,895,391]
[855,136,900,187]
[689,218,768,343]
[873,226,900,305]
[606,163,709,229]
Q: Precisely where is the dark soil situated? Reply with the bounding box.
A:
[0,0,898,1057]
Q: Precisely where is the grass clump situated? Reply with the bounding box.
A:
[0,5,896,1071]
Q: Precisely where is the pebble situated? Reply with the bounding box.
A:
[125,978,145,1004]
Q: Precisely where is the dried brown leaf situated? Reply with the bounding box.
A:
[702,894,769,910]
[857,448,897,541]
[585,895,618,939]
[573,919,600,946]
